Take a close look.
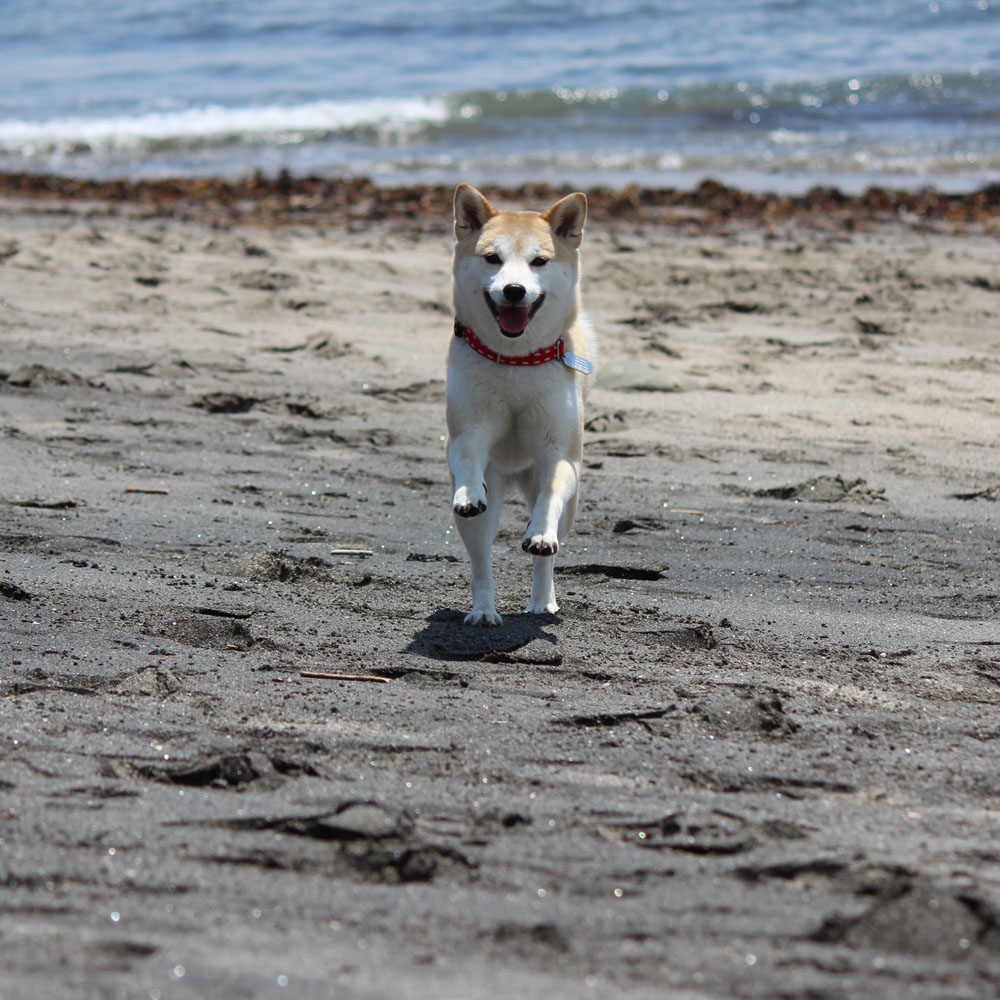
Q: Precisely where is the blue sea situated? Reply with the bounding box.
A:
[3,0,999,193]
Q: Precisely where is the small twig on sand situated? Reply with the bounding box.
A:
[299,669,390,684]
[124,487,169,495]
[330,548,374,556]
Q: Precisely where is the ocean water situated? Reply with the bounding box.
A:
[2,0,999,193]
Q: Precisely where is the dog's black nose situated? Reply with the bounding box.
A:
[503,283,526,303]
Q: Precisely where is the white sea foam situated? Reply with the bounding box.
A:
[0,97,451,156]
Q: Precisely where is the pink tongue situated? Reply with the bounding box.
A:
[497,305,530,335]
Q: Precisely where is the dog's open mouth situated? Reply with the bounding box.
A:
[486,293,545,337]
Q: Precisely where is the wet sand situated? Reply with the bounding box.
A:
[1,179,999,999]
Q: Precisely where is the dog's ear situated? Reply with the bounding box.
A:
[454,183,497,237]
[542,192,587,248]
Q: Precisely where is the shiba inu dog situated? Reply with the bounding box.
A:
[446,183,597,626]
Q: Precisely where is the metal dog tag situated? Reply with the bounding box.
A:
[562,351,594,375]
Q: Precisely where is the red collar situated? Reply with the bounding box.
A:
[454,320,565,366]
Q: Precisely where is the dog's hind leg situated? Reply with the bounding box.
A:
[526,554,558,615]
[455,464,505,626]
[521,471,577,616]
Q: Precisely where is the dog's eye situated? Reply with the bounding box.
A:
[484,253,502,265]
[531,257,549,267]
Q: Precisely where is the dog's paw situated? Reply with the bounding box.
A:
[521,531,558,557]
[525,598,559,615]
[464,608,503,627]
[452,484,487,518]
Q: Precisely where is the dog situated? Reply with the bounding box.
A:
[446,183,597,626]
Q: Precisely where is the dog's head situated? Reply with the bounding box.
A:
[452,183,586,342]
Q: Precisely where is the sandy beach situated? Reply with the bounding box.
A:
[1,179,999,999]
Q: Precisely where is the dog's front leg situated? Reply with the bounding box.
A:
[522,456,579,557]
[448,433,490,518]
[454,463,505,626]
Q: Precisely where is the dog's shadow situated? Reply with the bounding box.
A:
[406,608,561,663]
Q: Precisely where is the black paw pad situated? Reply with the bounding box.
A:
[455,500,487,518]
[523,538,557,556]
